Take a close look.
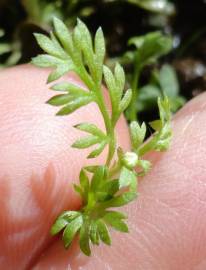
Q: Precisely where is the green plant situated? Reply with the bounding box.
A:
[124,31,173,121]
[135,63,186,114]
[0,29,21,68]
[0,29,11,56]
[32,17,172,256]
[21,0,95,29]
[21,0,63,28]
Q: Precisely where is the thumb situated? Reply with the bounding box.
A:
[34,93,206,270]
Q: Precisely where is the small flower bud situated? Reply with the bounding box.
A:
[122,152,138,169]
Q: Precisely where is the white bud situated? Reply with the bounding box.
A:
[122,152,138,169]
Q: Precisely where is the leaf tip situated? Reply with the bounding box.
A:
[52,16,59,24]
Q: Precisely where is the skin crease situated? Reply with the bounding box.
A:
[0,65,206,270]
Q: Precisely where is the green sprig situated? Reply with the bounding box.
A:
[125,31,173,121]
[32,17,172,256]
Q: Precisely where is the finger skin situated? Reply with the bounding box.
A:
[0,64,129,269]
[34,93,206,268]
[1,65,206,270]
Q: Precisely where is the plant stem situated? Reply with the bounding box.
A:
[95,87,116,167]
[75,61,116,167]
[74,59,96,92]
[127,62,141,121]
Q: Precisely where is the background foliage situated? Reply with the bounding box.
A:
[0,0,206,121]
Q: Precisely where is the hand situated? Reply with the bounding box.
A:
[0,65,206,270]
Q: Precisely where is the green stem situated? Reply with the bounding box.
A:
[127,63,141,122]
[75,61,116,167]
[107,129,116,166]
[95,87,116,167]
[76,65,96,92]
[21,0,41,24]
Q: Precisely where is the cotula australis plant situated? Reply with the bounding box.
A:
[32,17,172,256]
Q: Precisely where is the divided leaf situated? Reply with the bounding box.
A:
[75,123,106,138]
[114,63,125,97]
[56,96,94,115]
[104,212,128,233]
[32,18,98,91]
[47,83,94,115]
[51,82,80,92]
[32,54,74,83]
[94,27,105,82]
[62,215,83,248]
[97,179,119,201]
[79,221,91,256]
[73,123,108,158]
[87,140,107,158]
[47,82,94,115]
[119,166,137,192]
[103,64,130,123]
[139,96,172,155]
[34,33,66,59]
[74,19,96,80]
[47,94,73,106]
[89,220,100,245]
[118,89,132,114]
[53,17,74,55]
[78,169,90,203]
[96,220,111,245]
[103,65,118,118]
[104,210,127,220]
[129,121,146,150]
[51,211,80,236]
[103,210,129,233]
[32,54,64,68]
[72,135,101,149]
[129,31,173,67]
[153,122,172,151]
[91,166,107,192]
[158,95,171,124]
[100,192,137,209]
[48,63,73,83]
[50,217,68,236]
[32,31,74,83]
[32,17,172,258]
